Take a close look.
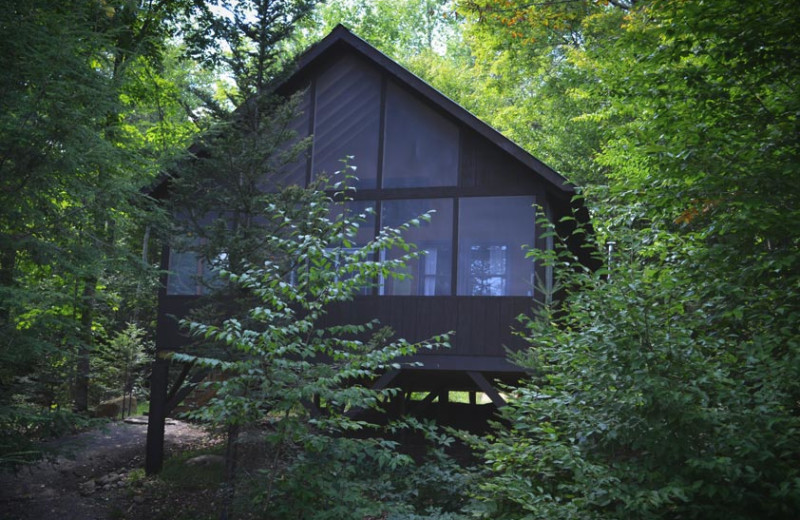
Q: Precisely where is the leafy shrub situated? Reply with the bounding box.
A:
[469,211,800,519]
[91,323,153,412]
[174,172,453,517]
[0,403,95,469]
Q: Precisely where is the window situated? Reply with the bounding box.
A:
[327,200,377,295]
[380,198,453,295]
[466,244,508,296]
[457,196,536,296]
[166,249,203,295]
[166,248,224,296]
[382,82,459,188]
[313,55,381,188]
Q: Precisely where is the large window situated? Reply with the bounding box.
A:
[382,82,459,189]
[380,198,453,295]
[166,247,224,296]
[326,200,377,294]
[457,196,536,296]
[313,55,381,188]
[328,199,377,246]
[166,249,203,295]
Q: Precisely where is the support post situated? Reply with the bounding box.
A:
[466,371,506,407]
[145,354,169,475]
[371,369,400,391]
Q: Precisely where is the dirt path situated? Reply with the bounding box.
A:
[0,417,211,520]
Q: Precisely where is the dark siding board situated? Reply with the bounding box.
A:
[475,298,490,356]
[442,297,458,339]
[408,298,420,343]
[459,131,478,189]
[468,298,480,356]
[398,356,519,374]
[461,299,475,355]
[389,296,405,341]
[499,298,518,354]
[157,294,538,363]
[416,298,430,343]
[485,298,502,357]
[456,298,470,355]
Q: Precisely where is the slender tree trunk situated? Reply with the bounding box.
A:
[74,278,96,412]
[145,353,169,475]
[219,424,240,520]
[0,245,15,325]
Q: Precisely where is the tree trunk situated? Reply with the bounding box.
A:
[0,245,15,325]
[145,354,170,475]
[219,424,240,520]
[74,278,96,412]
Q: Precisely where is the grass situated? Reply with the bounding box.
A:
[159,445,226,490]
[125,446,225,520]
[135,400,149,416]
[407,391,491,404]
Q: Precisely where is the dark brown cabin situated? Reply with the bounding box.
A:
[146,25,586,472]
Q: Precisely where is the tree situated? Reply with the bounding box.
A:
[462,0,800,517]
[0,0,199,465]
[300,0,460,59]
[92,323,153,418]
[146,0,321,476]
[182,0,318,104]
[174,172,451,518]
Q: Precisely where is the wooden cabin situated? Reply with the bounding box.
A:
[146,25,586,471]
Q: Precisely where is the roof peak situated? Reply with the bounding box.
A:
[289,25,573,194]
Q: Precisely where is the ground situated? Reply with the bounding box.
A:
[0,417,221,520]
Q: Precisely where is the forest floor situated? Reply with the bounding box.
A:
[0,417,224,520]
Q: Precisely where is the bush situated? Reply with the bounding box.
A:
[174,173,453,517]
[469,213,800,519]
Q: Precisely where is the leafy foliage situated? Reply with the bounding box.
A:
[91,323,153,410]
[0,0,204,463]
[173,171,453,516]
[461,1,800,517]
[470,216,799,519]
[180,0,317,103]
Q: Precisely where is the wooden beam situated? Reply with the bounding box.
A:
[408,389,440,415]
[467,371,506,407]
[370,369,400,390]
[165,366,210,413]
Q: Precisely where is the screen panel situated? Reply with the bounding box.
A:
[313,55,381,189]
[382,82,458,189]
[166,249,202,295]
[264,88,312,191]
[380,198,453,295]
[457,196,536,296]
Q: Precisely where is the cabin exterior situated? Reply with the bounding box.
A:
[146,25,585,472]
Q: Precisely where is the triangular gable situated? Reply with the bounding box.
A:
[149,25,574,199]
[286,24,574,195]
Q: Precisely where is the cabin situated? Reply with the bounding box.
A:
[145,25,587,473]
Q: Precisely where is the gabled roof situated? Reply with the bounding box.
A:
[290,24,574,194]
[148,25,575,199]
